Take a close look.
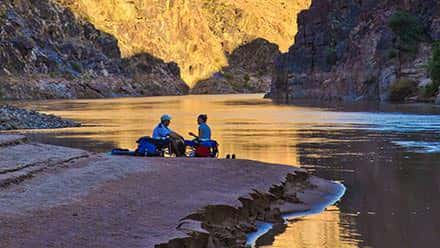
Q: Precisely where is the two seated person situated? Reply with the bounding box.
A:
[150,114,216,157]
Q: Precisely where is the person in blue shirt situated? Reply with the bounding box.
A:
[152,114,186,156]
[152,114,172,140]
[189,114,211,141]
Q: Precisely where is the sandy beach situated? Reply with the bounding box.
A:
[0,134,340,247]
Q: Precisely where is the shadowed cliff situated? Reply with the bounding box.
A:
[0,0,188,100]
[269,0,440,104]
[191,38,280,94]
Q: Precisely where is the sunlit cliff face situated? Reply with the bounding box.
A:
[57,0,311,86]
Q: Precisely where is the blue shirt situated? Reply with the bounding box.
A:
[198,123,211,141]
[152,123,171,139]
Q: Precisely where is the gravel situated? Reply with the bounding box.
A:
[0,105,80,130]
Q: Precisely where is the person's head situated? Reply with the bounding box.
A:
[197,114,208,124]
[161,114,172,126]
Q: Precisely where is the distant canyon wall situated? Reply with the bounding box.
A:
[191,38,280,94]
[268,0,440,103]
[57,0,312,86]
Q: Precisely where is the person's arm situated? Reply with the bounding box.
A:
[188,131,198,139]
[170,131,184,139]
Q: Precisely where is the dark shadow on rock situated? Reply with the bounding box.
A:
[267,0,440,104]
[0,0,187,100]
[190,38,280,95]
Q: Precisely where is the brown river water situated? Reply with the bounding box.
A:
[12,94,440,248]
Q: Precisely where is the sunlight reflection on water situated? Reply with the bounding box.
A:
[9,94,440,248]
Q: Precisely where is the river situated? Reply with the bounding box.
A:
[12,94,440,248]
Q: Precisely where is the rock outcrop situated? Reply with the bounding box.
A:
[56,0,312,86]
[0,105,80,130]
[0,0,188,100]
[268,0,440,103]
[191,38,280,94]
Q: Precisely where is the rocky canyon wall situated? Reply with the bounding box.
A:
[268,0,440,103]
[191,38,280,94]
[56,0,312,86]
[0,0,188,100]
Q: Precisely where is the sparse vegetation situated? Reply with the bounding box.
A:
[388,11,424,56]
[0,86,4,100]
[421,83,439,99]
[426,42,440,97]
[243,74,250,82]
[0,8,6,26]
[325,46,337,65]
[48,72,59,78]
[70,62,83,73]
[243,80,252,90]
[223,71,234,81]
[389,78,417,102]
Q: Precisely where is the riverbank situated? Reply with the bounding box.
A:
[0,105,80,130]
[0,134,341,248]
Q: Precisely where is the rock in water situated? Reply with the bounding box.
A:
[0,105,80,130]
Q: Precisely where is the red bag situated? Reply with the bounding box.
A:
[195,145,211,157]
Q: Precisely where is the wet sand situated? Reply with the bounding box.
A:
[0,135,340,248]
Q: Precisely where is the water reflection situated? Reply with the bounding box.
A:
[8,94,440,248]
[16,95,323,165]
[259,206,362,248]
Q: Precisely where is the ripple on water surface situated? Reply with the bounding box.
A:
[7,94,440,248]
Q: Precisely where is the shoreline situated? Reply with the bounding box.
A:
[0,134,343,247]
[0,105,80,131]
[247,182,346,247]
[3,94,439,113]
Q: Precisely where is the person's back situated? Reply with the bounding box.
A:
[152,123,171,140]
[198,122,211,141]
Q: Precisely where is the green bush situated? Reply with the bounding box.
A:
[222,71,233,81]
[243,80,252,90]
[48,72,57,78]
[0,8,6,25]
[427,42,440,97]
[0,86,4,100]
[388,11,424,55]
[70,62,83,73]
[421,82,440,98]
[389,78,417,102]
